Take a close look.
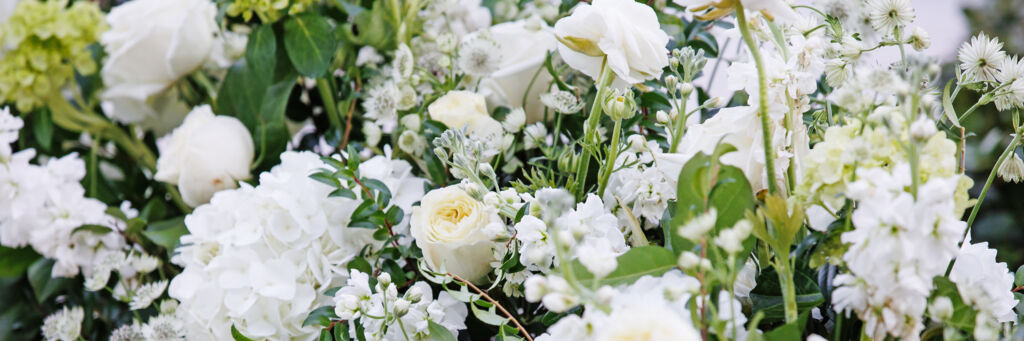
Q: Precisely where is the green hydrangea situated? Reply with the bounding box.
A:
[226,0,315,22]
[0,0,106,112]
[798,119,959,210]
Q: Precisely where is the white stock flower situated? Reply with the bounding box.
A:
[411,185,500,281]
[100,0,217,126]
[41,306,84,341]
[334,271,469,340]
[428,91,504,138]
[959,33,1007,83]
[154,105,254,207]
[554,0,669,86]
[949,237,1018,322]
[477,18,559,123]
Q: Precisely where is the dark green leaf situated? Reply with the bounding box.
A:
[284,13,336,77]
[932,277,979,331]
[347,257,372,275]
[0,246,39,278]
[303,306,339,327]
[32,110,53,151]
[72,224,113,235]
[666,153,711,254]
[330,187,358,199]
[572,246,678,286]
[319,328,331,341]
[750,265,824,323]
[28,259,71,303]
[246,24,278,79]
[1015,264,1024,287]
[333,321,348,341]
[142,217,188,251]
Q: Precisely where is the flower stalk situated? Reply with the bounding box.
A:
[735,2,780,195]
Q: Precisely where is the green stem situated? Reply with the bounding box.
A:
[776,256,799,323]
[735,3,780,195]
[597,118,622,197]
[965,132,1022,235]
[574,59,613,199]
[668,94,688,153]
[316,78,343,133]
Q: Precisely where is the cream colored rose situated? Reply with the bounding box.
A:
[411,186,498,282]
[99,0,217,126]
[477,18,558,123]
[554,0,669,87]
[154,105,254,207]
[428,91,503,138]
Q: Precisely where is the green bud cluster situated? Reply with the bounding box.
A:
[0,0,106,112]
[227,0,315,22]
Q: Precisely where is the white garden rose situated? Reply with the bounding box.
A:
[411,185,499,282]
[99,0,217,126]
[553,0,669,87]
[428,90,503,138]
[154,105,253,207]
[477,18,558,123]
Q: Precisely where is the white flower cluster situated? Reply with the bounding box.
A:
[333,270,468,340]
[0,107,125,278]
[109,300,187,341]
[516,192,628,278]
[41,306,84,341]
[602,137,676,230]
[949,237,1018,323]
[832,165,968,340]
[533,271,709,341]
[958,33,1024,111]
[169,151,425,340]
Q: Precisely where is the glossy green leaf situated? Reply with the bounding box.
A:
[231,325,255,341]
[572,246,678,286]
[284,13,336,77]
[28,259,71,303]
[246,24,277,79]
[303,306,338,327]
[428,321,457,341]
[142,217,188,251]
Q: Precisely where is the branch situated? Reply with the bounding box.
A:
[447,272,533,341]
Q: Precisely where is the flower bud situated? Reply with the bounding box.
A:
[595,286,618,306]
[702,97,725,109]
[656,110,670,124]
[603,90,637,121]
[664,75,678,90]
[364,122,382,146]
[377,272,393,287]
[669,56,680,70]
[483,192,501,206]
[678,251,701,269]
[542,292,577,313]
[393,298,410,317]
[909,116,937,140]
[478,162,496,180]
[679,82,694,97]
[524,276,548,302]
[627,135,647,152]
[400,114,421,131]
[406,286,424,303]
[929,296,953,322]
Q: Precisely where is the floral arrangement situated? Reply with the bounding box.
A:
[2,0,1024,340]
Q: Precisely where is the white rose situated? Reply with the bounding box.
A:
[411,186,498,282]
[99,0,217,126]
[154,105,254,207]
[477,18,558,123]
[554,0,669,87]
[428,91,503,138]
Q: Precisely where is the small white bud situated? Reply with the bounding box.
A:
[377,272,392,287]
[656,110,670,124]
[541,292,577,313]
[595,286,618,306]
[524,276,548,302]
[363,122,382,146]
[664,75,678,90]
[929,296,953,322]
[679,82,694,97]
[405,286,424,303]
[400,114,421,131]
[703,97,725,108]
[393,298,410,317]
[678,251,701,269]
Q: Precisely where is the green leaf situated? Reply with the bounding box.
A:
[665,153,711,254]
[763,310,810,341]
[246,24,278,80]
[572,246,678,286]
[347,257,373,275]
[319,328,331,341]
[32,109,53,151]
[27,259,71,303]
[1015,264,1024,287]
[142,217,188,251]
[428,321,457,341]
[303,306,339,327]
[284,13,336,77]
[0,246,40,278]
[231,325,255,341]
[72,224,113,235]
[333,321,348,341]
[708,165,756,267]
[471,301,508,326]
[942,80,961,128]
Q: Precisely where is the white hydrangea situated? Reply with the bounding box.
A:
[169,151,425,340]
[0,109,125,278]
[602,139,676,230]
[332,270,468,340]
[832,165,967,340]
[949,237,1018,323]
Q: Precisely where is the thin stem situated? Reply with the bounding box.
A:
[447,273,533,341]
[964,132,1022,235]
[776,256,799,323]
[597,118,622,197]
[735,3,780,195]
[574,58,613,199]
[317,78,343,133]
[669,93,689,153]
